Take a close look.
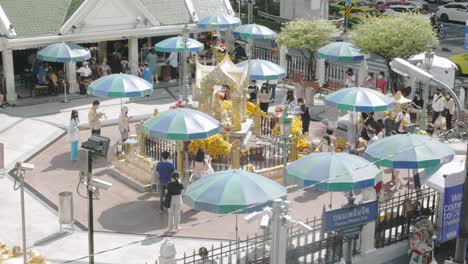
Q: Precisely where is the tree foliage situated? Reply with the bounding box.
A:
[350,13,438,63]
[276,19,338,54]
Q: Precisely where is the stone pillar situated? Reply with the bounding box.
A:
[360,188,377,253]
[289,135,299,161]
[279,45,288,70]
[231,140,240,169]
[316,58,326,87]
[158,238,177,264]
[176,141,185,175]
[139,134,146,156]
[357,60,368,86]
[2,50,17,102]
[65,62,78,94]
[253,102,261,135]
[128,37,139,76]
[232,96,242,132]
[98,42,107,61]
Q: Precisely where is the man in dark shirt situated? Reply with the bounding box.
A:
[361,112,377,141]
[298,97,311,134]
[233,42,247,63]
[155,151,175,212]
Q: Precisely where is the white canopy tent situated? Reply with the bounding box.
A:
[421,155,466,193]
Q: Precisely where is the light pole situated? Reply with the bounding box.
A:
[182,25,190,102]
[13,162,34,264]
[279,106,293,185]
[420,48,435,131]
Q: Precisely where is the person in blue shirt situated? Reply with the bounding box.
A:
[142,63,153,85]
[155,151,175,213]
[36,63,49,85]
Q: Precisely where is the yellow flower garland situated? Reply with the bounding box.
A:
[188,134,231,158]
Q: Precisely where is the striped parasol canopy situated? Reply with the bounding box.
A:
[37,42,91,62]
[142,108,220,140]
[183,170,287,214]
[87,73,153,98]
[197,13,241,30]
[237,59,286,80]
[233,24,277,39]
[285,152,381,191]
[317,41,367,62]
[154,36,204,53]
[364,134,455,169]
[325,87,394,112]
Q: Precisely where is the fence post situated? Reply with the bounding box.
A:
[316,58,326,87]
[140,134,146,156]
[360,188,377,253]
[279,45,288,70]
[253,102,261,136]
[158,238,177,264]
[231,140,241,169]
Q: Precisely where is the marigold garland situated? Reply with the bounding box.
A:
[188,134,231,158]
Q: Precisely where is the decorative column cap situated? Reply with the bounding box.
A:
[160,238,176,258]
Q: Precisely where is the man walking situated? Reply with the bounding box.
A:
[431,88,445,124]
[88,100,105,136]
[156,151,175,213]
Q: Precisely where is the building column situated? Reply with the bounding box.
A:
[2,50,17,102]
[98,42,107,62]
[128,37,139,76]
[65,62,78,94]
[279,45,288,70]
[316,58,326,87]
[357,60,368,85]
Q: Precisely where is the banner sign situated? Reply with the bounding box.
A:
[465,20,468,50]
[440,175,465,242]
[324,201,378,232]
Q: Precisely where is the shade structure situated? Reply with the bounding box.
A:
[408,53,458,69]
[318,41,367,62]
[421,155,465,193]
[183,170,287,214]
[197,13,241,30]
[364,134,455,169]
[237,59,286,80]
[142,108,220,140]
[325,87,394,112]
[233,24,277,39]
[154,36,204,53]
[87,73,153,97]
[37,42,91,62]
[285,152,381,192]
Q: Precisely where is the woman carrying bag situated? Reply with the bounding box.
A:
[166,172,184,232]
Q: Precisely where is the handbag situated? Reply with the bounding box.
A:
[164,192,172,208]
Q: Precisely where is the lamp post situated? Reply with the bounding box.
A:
[279,106,293,185]
[420,48,434,131]
[182,25,190,102]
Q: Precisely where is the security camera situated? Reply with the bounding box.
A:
[244,212,261,224]
[297,221,313,233]
[260,215,270,229]
[90,178,112,190]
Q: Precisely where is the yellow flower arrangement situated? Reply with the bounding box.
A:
[337,138,347,149]
[418,130,427,136]
[188,134,231,158]
[221,100,232,112]
[297,138,310,151]
[246,102,256,116]
[358,138,367,149]
[272,116,303,137]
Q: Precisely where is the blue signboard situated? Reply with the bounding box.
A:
[324,201,378,232]
[465,25,468,50]
[440,183,464,242]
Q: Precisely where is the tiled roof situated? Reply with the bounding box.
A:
[191,0,228,19]
[0,0,72,37]
[139,0,192,25]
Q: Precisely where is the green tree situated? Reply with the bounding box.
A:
[276,19,338,80]
[350,13,438,91]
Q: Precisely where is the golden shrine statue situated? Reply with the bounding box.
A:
[194,56,249,132]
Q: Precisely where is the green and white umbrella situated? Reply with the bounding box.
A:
[285,152,381,191]
[154,36,204,53]
[37,42,91,63]
[325,87,394,112]
[364,134,455,169]
[197,13,241,30]
[318,41,367,62]
[236,59,286,80]
[233,24,277,39]
[87,73,153,98]
[142,108,220,140]
[183,170,287,214]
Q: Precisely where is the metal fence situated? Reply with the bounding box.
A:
[324,60,360,90]
[259,116,277,139]
[253,47,280,65]
[286,55,316,82]
[179,217,352,264]
[375,186,439,248]
[143,137,178,166]
[240,142,283,170]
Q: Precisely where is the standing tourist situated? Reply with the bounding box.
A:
[408,92,424,124]
[247,80,259,103]
[326,129,337,146]
[110,49,123,73]
[361,72,376,89]
[156,151,175,213]
[395,108,411,134]
[344,69,355,88]
[166,172,184,232]
[147,49,159,84]
[268,80,277,103]
[367,128,379,145]
[233,42,247,63]
[68,110,80,161]
[118,106,131,142]
[98,58,111,77]
[258,83,270,113]
[142,63,153,84]
[444,93,455,130]
[327,106,340,135]
[376,71,387,94]
[190,149,212,182]
[316,135,335,152]
[167,52,178,83]
[297,97,311,135]
[431,88,445,124]
[88,100,105,136]
[282,90,297,110]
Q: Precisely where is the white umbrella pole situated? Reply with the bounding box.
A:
[63,64,68,103]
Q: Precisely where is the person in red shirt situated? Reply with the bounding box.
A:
[376,71,388,94]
